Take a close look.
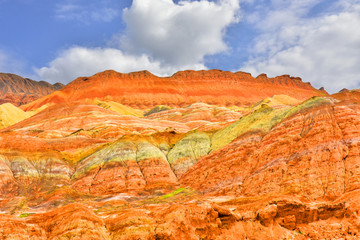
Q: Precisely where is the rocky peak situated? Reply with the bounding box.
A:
[0,73,63,106]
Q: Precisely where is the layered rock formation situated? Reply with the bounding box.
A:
[1,70,359,240]
[145,102,242,131]
[0,73,63,106]
[22,70,327,111]
[332,88,360,102]
[0,103,32,129]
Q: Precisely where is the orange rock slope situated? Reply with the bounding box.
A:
[22,69,327,111]
[1,70,360,240]
[0,73,64,106]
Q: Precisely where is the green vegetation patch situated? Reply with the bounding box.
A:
[160,188,186,199]
[19,213,35,218]
[143,187,196,204]
[144,105,171,117]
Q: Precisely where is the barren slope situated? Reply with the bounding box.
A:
[22,70,327,111]
[1,72,359,240]
[0,73,64,106]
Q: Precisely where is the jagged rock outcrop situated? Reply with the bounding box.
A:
[0,73,63,106]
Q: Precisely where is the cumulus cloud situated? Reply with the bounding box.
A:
[36,47,205,84]
[121,0,240,66]
[242,0,360,93]
[39,0,240,83]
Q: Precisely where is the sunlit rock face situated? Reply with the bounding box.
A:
[182,97,358,199]
[21,69,326,111]
[1,70,360,239]
[0,103,33,129]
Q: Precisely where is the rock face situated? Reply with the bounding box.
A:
[332,89,360,102]
[0,73,63,106]
[1,70,360,240]
[72,140,178,195]
[145,102,242,131]
[181,96,357,199]
[168,131,211,178]
[22,69,327,111]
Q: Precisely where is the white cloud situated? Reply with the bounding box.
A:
[55,1,118,23]
[121,0,240,66]
[39,0,240,83]
[36,47,205,84]
[242,0,360,93]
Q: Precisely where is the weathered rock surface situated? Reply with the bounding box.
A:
[168,131,211,178]
[22,69,327,111]
[1,190,359,239]
[72,140,178,195]
[95,99,144,117]
[1,71,360,240]
[0,103,32,129]
[0,73,63,106]
[181,96,360,202]
[145,102,242,132]
[332,89,360,102]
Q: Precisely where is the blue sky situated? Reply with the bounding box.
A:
[0,0,359,93]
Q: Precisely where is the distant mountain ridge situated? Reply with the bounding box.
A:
[0,73,64,106]
[22,69,328,110]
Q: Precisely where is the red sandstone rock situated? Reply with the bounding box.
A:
[1,70,360,240]
[257,204,278,226]
[21,69,326,111]
[0,73,63,106]
[145,102,242,132]
[332,89,360,102]
[181,98,360,201]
